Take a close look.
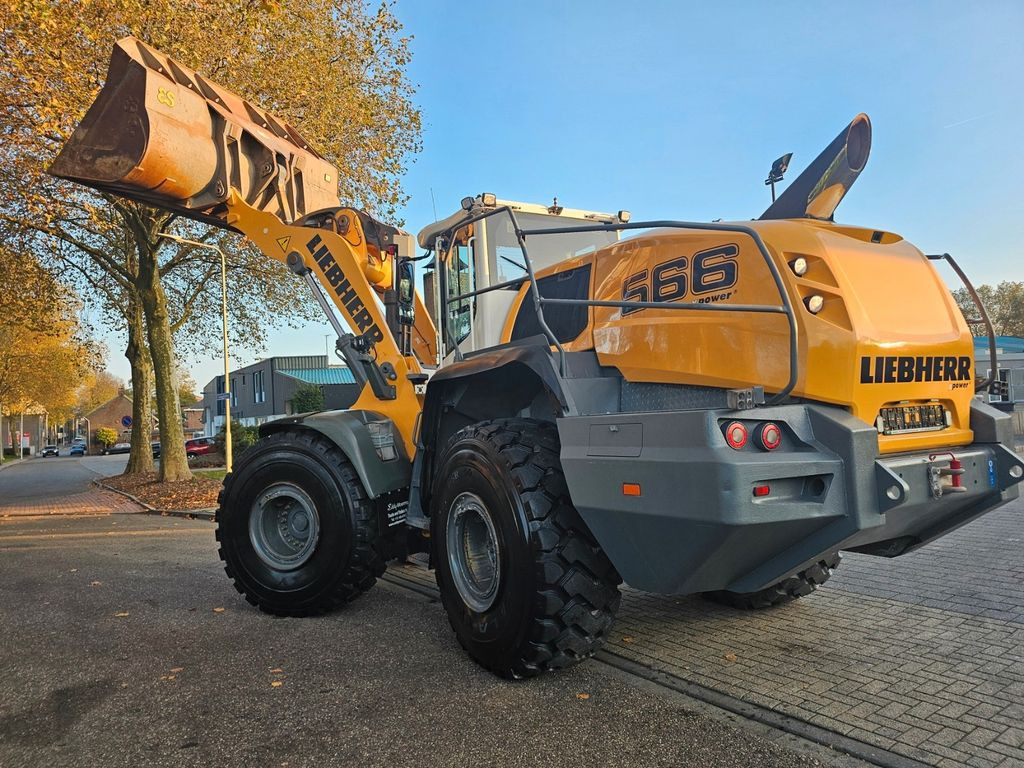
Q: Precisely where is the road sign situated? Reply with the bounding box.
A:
[216,393,231,401]
[121,415,133,428]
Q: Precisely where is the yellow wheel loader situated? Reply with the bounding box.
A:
[51,38,1024,678]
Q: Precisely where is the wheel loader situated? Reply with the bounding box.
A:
[50,38,1024,678]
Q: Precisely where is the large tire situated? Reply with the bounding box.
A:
[432,418,621,679]
[702,552,841,610]
[215,429,385,616]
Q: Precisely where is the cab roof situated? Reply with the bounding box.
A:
[416,194,621,250]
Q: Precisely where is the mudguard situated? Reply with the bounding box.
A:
[259,410,410,499]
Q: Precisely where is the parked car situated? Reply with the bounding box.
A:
[102,443,131,455]
[151,442,161,458]
[70,444,86,456]
[41,445,59,457]
[185,436,216,459]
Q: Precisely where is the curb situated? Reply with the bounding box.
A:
[92,479,216,521]
[0,459,27,473]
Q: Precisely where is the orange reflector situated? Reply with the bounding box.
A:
[753,484,771,497]
[622,483,642,497]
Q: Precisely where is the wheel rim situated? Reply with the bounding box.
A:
[249,482,321,571]
[446,492,501,612]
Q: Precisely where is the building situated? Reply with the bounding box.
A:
[83,393,138,444]
[201,355,359,435]
[1,403,47,457]
[975,336,1024,402]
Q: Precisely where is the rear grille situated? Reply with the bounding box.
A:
[875,403,950,435]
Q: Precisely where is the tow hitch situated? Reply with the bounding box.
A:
[928,452,967,497]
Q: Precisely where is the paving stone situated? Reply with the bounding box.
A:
[395,495,1024,768]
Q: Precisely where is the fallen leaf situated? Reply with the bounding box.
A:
[170,667,184,673]
[212,607,225,613]
[576,693,590,700]
[622,636,635,644]
[270,668,283,674]
[70,568,78,572]
[114,611,130,617]
[271,681,283,688]
[90,580,102,587]
[723,652,737,662]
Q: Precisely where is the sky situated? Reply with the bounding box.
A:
[101,0,1024,389]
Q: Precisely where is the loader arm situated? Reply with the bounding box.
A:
[47,36,435,457]
[226,192,423,457]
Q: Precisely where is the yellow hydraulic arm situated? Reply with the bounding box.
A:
[226,194,424,456]
[48,36,435,457]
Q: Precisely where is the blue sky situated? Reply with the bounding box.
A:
[106,0,1024,388]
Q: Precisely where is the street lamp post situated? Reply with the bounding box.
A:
[81,417,90,454]
[158,234,232,471]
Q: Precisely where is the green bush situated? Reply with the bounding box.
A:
[291,383,324,413]
[215,420,260,457]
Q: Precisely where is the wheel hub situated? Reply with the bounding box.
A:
[446,492,501,612]
[249,482,321,571]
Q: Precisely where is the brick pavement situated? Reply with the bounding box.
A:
[395,496,1024,768]
[0,488,142,517]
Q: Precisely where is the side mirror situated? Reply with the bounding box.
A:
[398,260,415,326]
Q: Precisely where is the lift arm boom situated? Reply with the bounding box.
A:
[48,36,436,456]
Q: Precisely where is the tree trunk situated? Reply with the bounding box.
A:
[124,297,154,475]
[138,244,191,482]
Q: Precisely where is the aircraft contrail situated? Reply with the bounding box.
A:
[943,110,997,129]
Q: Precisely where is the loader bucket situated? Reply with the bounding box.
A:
[49,36,340,229]
[759,113,872,221]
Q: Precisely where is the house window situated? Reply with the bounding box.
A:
[231,378,237,408]
[253,370,265,404]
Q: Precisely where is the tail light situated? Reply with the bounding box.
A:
[724,421,748,450]
[756,422,782,451]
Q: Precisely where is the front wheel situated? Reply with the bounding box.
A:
[215,429,385,616]
[432,419,621,679]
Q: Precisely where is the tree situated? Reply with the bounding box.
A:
[953,282,1024,338]
[291,384,325,413]
[177,372,201,407]
[95,426,118,449]
[2,0,421,482]
[0,247,99,463]
[78,370,124,416]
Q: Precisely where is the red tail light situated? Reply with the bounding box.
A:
[725,421,748,450]
[753,484,771,497]
[756,422,782,451]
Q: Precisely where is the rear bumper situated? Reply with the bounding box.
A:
[557,401,1023,595]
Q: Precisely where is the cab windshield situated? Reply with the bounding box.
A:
[486,212,617,284]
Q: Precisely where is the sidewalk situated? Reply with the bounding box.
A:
[0,487,143,517]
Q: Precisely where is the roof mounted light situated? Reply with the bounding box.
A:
[618,210,631,223]
[460,196,474,211]
[480,192,497,207]
[790,257,807,276]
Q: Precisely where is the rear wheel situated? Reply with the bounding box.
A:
[215,429,384,616]
[702,552,841,609]
[432,419,621,679]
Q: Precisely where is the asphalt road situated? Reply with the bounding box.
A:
[0,513,848,768]
[0,454,128,501]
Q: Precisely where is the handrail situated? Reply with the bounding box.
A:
[437,210,800,405]
[927,253,997,393]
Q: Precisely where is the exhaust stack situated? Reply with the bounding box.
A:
[48,37,340,230]
[759,114,872,221]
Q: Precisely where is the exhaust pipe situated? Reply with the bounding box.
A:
[759,114,871,221]
[48,37,340,229]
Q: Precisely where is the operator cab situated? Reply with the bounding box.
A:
[418,194,626,360]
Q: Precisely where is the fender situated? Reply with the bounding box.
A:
[259,409,410,499]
